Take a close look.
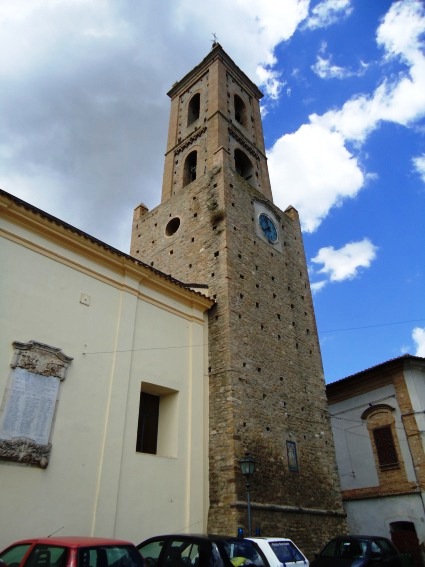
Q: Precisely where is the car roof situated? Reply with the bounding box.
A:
[5,537,134,548]
[138,535,250,545]
[333,535,390,541]
[247,538,293,543]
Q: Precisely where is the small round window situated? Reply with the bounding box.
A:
[165,217,181,236]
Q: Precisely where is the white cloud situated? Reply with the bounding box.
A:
[268,123,364,232]
[311,238,378,283]
[413,155,425,183]
[234,0,309,48]
[377,0,425,62]
[412,327,425,357]
[269,0,425,231]
[0,0,309,251]
[315,0,425,142]
[256,66,284,100]
[175,0,309,96]
[311,280,327,294]
[311,55,352,79]
[306,0,352,30]
[311,42,366,80]
[0,0,423,252]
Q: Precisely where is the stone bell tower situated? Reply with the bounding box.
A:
[131,43,345,554]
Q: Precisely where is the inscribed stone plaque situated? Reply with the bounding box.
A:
[0,340,72,468]
[0,367,59,445]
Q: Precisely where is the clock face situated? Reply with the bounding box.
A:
[259,213,278,243]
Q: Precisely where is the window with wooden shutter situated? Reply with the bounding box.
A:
[373,425,399,469]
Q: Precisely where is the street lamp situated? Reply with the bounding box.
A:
[239,453,256,536]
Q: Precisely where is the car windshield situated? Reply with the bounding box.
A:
[221,539,266,567]
[0,544,32,566]
[15,544,69,567]
[269,542,304,563]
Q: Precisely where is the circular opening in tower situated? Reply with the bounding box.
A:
[165,217,181,236]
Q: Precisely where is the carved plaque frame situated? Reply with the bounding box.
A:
[0,340,73,468]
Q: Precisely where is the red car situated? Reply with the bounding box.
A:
[0,537,144,567]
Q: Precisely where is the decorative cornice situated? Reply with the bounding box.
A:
[167,43,263,101]
[174,127,207,156]
[12,340,73,380]
[361,403,395,420]
[228,127,260,160]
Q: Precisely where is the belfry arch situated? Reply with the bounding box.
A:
[188,93,200,126]
[183,150,197,186]
[234,148,254,185]
[234,94,247,127]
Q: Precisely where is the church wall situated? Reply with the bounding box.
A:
[0,196,211,549]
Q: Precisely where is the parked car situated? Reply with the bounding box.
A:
[311,535,402,567]
[137,534,270,567]
[0,536,144,567]
[246,537,309,567]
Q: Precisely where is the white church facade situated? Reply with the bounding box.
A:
[0,189,213,550]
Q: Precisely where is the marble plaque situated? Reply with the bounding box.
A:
[0,367,59,445]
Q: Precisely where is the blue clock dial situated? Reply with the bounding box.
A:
[259,213,278,243]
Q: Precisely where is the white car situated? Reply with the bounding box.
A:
[246,537,309,567]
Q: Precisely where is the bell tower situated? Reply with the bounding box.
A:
[131,43,345,554]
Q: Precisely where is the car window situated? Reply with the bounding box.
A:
[0,544,32,567]
[26,545,68,567]
[374,539,394,557]
[321,540,338,558]
[179,542,200,566]
[78,546,143,567]
[138,539,203,567]
[137,541,164,567]
[222,540,266,566]
[161,540,201,567]
[337,540,364,559]
[269,542,304,563]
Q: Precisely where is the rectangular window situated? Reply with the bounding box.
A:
[286,440,299,472]
[136,392,159,454]
[373,425,399,469]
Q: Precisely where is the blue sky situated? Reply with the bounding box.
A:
[1,0,424,382]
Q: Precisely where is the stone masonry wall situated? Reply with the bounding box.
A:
[131,165,346,552]
[131,43,346,554]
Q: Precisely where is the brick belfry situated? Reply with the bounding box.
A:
[130,43,346,551]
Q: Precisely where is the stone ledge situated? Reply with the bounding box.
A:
[232,500,346,518]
